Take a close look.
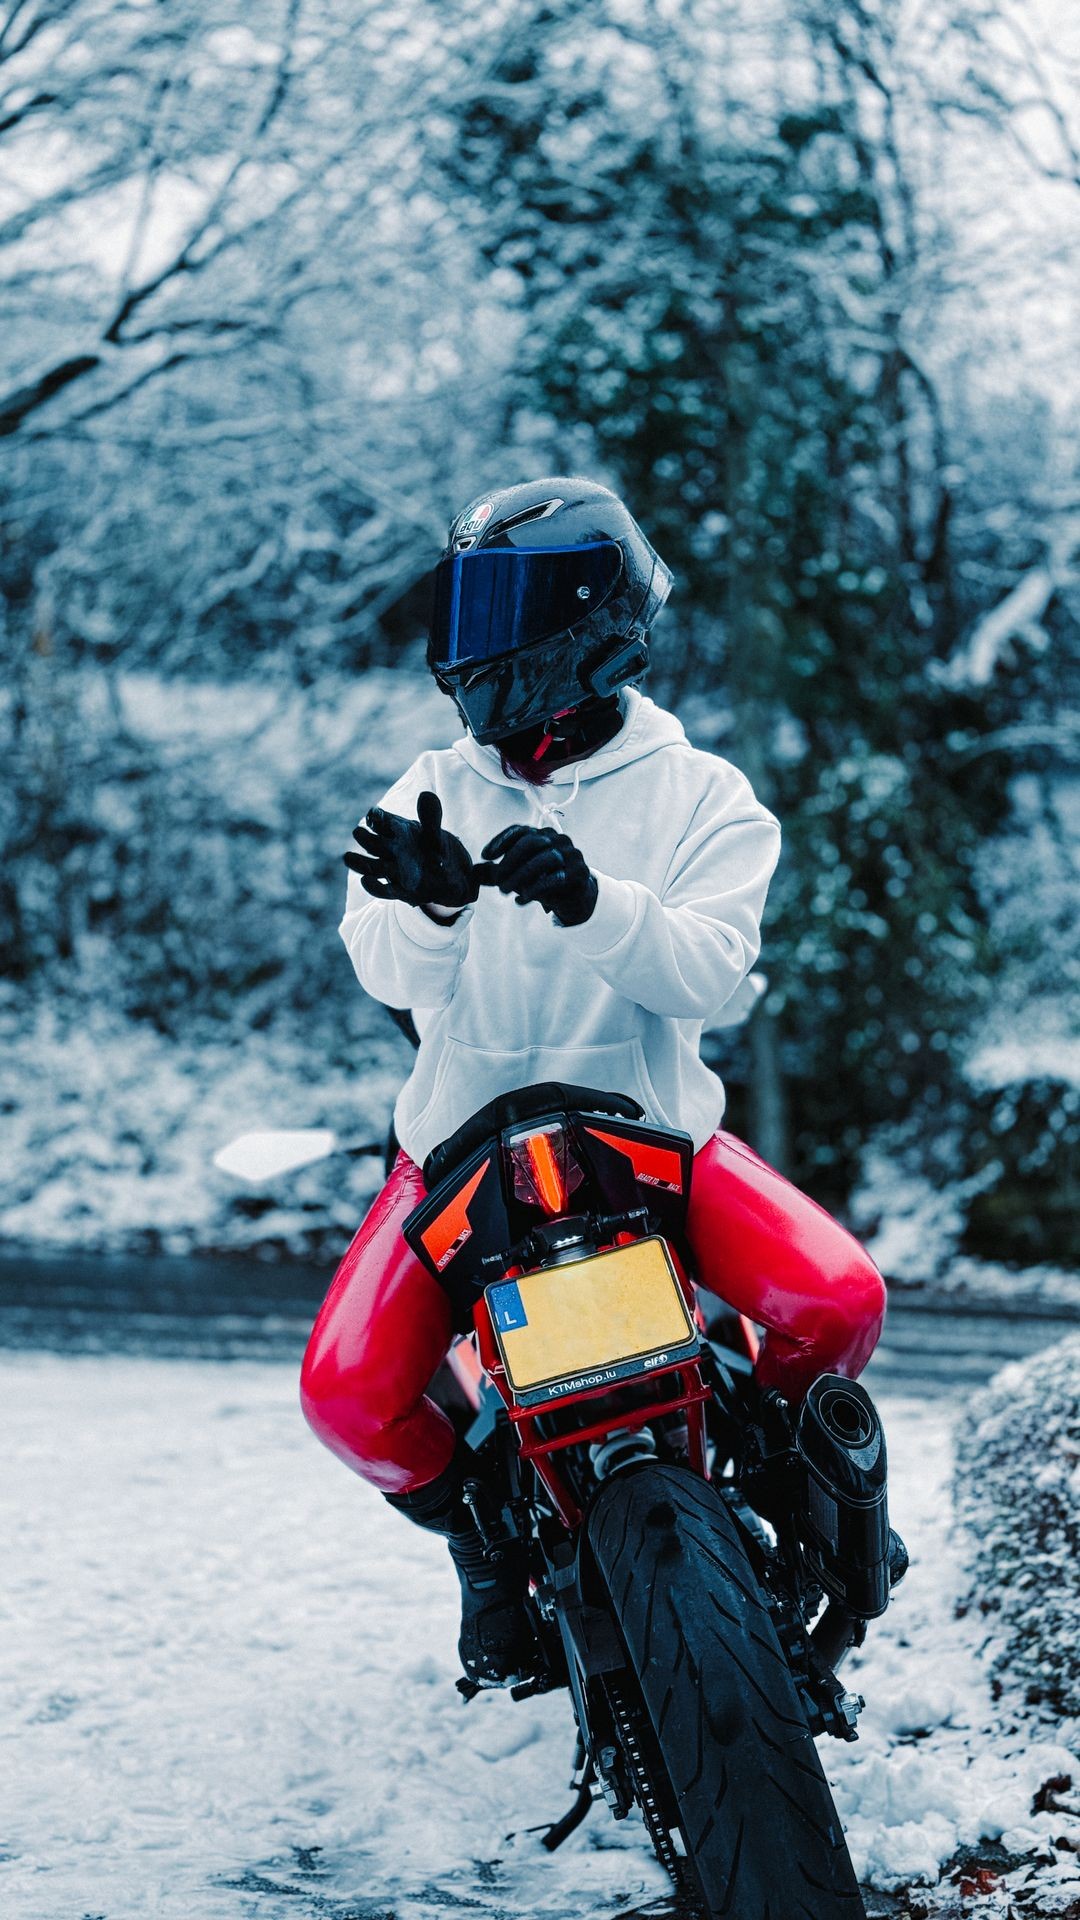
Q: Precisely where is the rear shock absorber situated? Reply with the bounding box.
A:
[589,1426,658,1481]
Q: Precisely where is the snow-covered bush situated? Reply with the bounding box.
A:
[961,1055,1080,1270]
[954,1336,1080,1719]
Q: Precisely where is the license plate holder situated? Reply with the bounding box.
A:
[485,1237,698,1407]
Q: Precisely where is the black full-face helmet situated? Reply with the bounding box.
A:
[427,477,673,745]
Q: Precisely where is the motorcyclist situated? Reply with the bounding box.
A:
[300,477,887,1688]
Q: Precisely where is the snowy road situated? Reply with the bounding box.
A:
[4,1353,1079,1920]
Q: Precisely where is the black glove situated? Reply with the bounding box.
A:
[479,824,598,928]
[344,790,480,912]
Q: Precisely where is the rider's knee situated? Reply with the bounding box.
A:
[299,1320,408,1464]
[817,1251,886,1376]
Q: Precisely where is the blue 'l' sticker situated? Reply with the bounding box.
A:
[490,1280,529,1333]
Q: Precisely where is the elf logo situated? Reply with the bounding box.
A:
[458,499,494,539]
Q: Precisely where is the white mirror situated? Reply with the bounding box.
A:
[213,1128,339,1183]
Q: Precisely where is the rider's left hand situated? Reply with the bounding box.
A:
[479,825,598,927]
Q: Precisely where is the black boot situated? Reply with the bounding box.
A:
[384,1441,538,1689]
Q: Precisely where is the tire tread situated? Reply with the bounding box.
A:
[588,1464,865,1920]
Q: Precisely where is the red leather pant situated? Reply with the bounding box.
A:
[300,1131,886,1494]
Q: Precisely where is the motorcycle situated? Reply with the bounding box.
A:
[219,1071,904,1920]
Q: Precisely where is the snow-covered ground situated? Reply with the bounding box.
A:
[3,1355,1078,1920]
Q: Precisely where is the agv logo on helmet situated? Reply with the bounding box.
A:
[454,499,495,548]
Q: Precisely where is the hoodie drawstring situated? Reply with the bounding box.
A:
[533,762,582,831]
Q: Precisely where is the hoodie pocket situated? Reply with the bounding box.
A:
[519,1036,663,1122]
[404,1037,530,1147]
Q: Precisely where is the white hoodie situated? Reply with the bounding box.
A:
[340,690,781,1167]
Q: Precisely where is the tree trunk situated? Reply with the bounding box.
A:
[747,1002,790,1176]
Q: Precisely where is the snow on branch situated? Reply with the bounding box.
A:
[938,512,1080,691]
[939,564,1055,689]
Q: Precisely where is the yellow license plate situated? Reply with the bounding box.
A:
[485,1237,698,1404]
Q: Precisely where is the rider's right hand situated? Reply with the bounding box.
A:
[344,790,480,913]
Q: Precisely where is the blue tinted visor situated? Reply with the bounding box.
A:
[431,542,622,668]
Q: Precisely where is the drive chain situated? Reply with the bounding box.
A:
[606,1678,692,1896]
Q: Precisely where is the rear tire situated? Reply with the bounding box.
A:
[588,1463,865,1920]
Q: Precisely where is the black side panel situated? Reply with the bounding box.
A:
[574,1115,694,1249]
[403,1147,510,1325]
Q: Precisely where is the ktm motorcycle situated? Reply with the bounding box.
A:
[398,1078,904,1920]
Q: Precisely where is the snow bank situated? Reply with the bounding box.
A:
[0,1005,401,1260]
[954,1336,1080,1721]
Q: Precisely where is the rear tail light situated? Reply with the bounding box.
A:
[507,1124,583,1217]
